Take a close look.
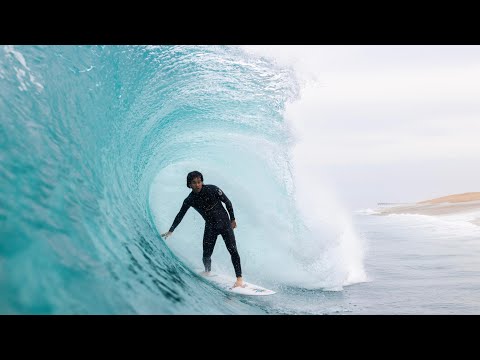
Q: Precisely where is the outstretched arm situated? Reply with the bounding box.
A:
[162,200,190,238]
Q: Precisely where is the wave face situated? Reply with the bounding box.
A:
[1,45,364,314]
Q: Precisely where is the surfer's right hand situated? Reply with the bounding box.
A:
[161,231,172,239]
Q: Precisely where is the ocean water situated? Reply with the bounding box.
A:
[2,45,478,314]
[190,211,480,315]
[341,212,480,314]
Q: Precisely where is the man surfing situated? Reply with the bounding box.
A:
[162,171,245,288]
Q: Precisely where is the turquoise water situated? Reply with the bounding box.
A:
[5,45,475,315]
[0,45,302,314]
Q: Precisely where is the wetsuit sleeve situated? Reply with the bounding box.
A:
[215,186,235,221]
[169,199,191,232]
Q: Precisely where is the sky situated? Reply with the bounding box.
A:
[241,46,480,210]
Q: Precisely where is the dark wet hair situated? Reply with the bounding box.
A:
[186,171,203,188]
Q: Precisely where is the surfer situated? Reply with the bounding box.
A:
[162,171,245,288]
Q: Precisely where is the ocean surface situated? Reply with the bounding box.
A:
[343,211,480,314]
[1,45,478,314]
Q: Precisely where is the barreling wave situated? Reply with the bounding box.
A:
[0,45,364,314]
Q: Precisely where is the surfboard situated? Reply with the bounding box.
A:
[199,271,276,296]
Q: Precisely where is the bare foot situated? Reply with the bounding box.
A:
[200,271,211,277]
[233,277,246,288]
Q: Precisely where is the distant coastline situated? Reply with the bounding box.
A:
[377,192,480,226]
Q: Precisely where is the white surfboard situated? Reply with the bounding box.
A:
[199,271,276,296]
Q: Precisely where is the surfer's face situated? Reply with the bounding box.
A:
[190,177,203,193]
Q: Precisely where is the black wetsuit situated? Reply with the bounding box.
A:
[169,185,242,278]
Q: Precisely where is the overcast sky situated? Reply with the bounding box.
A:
[241,46,480,210]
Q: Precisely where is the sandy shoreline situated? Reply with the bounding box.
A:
[377,192,480,226]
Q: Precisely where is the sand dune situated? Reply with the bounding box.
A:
[418,192,480,204]
[377,192,480,225]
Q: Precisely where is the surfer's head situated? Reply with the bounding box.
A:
[187,171,203,193]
